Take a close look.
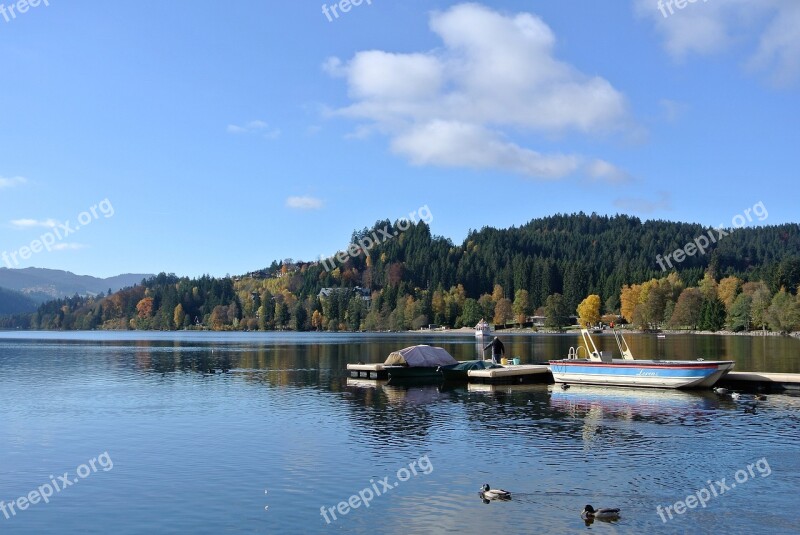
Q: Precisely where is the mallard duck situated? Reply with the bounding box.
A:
[713,387,729,395]
[582,505,620,521]
[479,484,511,500]
[755,394,767,401]
[744,404,758,414]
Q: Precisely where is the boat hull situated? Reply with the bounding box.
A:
[548,359,735,389]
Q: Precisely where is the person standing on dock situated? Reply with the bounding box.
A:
[485,337,505,364]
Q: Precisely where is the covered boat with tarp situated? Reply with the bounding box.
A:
[438,360,502,382]
[384,345,458,379]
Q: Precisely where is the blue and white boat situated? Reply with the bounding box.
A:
[548,329,734,389]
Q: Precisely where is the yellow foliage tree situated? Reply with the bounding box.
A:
[698,272,718,301]
[717,276,742,312]
[620,284,641,323]
[311,310,323,331]
[492,284,504,302]
[173,303,186,329]
[577,294,601,327]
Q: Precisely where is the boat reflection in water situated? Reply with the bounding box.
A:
[549,384,719,419]
[549,384,721,451]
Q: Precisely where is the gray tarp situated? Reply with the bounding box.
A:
[383,345,458,367]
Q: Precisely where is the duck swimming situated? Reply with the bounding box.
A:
[561,383,570,390]
[581,505,621,521]
[713,387,729,395]
[479,484,511,501]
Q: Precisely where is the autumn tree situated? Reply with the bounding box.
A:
[620,284,641,323]
[750,285,773,333]
[492,284,504,302]
[173,303,185,329]
[210,305,229,330]
[494,298,513,325]
[717,276,742,312]
[698,272,718,301]
[577,294,601,327]
[669,288,703,329]
[512,289,530,324]
[136,297,154,319]
[766,289,800,333]
[311,310,323,331]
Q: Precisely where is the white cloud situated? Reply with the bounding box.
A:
[325,3,631,180]
[51,243,87,251]
[636,0,800,86]
[392,121,581,178]
[586,159,632,184]
[659,99,688,122]
[227,120,281,139]
[614,191,672,214]
[0,176,27,189]
[10,218,58,229]
[286,196,323,210]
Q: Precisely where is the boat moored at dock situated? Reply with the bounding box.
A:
[548,329,734,389]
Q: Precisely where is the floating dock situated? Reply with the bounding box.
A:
[467,364,551,384]
[347,363,388,380]
[346,362,551,383]
[347,362,800,390]
[717,371,800,392]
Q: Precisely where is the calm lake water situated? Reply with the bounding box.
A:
[1,331,799,534]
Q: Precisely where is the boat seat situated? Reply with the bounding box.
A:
[599,351,612,363]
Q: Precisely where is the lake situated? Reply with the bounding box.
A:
[1,331,799,534]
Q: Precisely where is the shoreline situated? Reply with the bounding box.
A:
[2,327,799,340]
[411,326,800,339]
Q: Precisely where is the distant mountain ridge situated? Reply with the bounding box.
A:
[0,287,38,315]
[0,268,153,303]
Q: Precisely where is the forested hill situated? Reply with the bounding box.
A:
[5,213,800,332]
[452,213,799,309]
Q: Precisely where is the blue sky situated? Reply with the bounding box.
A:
[1,0,798,278]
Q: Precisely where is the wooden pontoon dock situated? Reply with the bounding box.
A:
[467,364,551,384]
[717,371,800,391]
[347,362,800,390]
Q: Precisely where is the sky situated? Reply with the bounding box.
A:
[0,0,798,278]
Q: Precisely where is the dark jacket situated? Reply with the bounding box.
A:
[484,338,505,356]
